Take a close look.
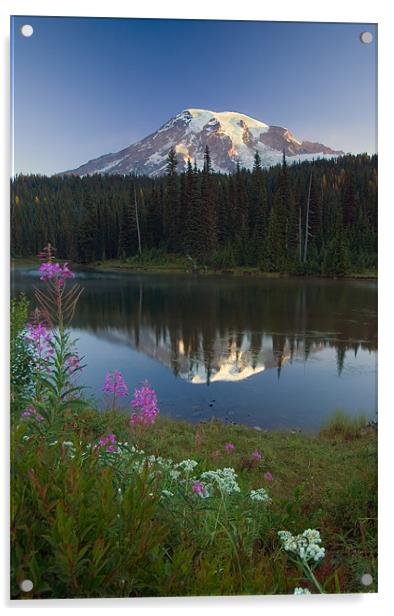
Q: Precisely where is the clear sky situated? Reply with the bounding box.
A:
[11,16,377,175]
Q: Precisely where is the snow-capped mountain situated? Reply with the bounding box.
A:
[63,108,344,177]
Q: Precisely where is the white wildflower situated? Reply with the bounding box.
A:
[176,459,198,473]
[200,467,241,495]
[170,470,181,480]
[249,488,271,503]
[278,529,326,563]
[161,489,174,498]
[294,587,311,595]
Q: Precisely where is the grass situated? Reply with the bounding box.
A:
[11,407,377,598]
[319,410,371,441]
[11,256,377,279]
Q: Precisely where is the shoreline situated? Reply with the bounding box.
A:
[11,258,378,281]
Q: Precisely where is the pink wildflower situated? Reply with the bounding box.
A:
[225,442,235,452]
[264,471,273,482]
[192,481,206,496]
[65,353,82,375]
[98,433,118,453]
[22,405,44,422]
[39,261,74,286]
[103,371,128,397]
[252,450,262,461]
[24,322,53,365]
[130,381,159,426]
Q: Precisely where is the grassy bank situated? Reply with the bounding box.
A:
[11,406,377,598]
[11,256,377,279]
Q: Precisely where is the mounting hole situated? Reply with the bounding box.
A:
[361,573,373,586]
[360,31,373,44]
[20,579,34,592]
[21,24,34,38]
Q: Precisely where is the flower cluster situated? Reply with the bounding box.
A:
[175,459,198,473]
[24,322,54,364]
[225,441,234,452]
[249,488,271,503]
[130,381,159,426]
[278,529,326,563]
[103,371,128,397]
[191,481,207,497]
[98,433,118,453]
[39,261,74,286]
[294,587,311,595]
[251,450,262,461]
[21,405,44,422]
[200,467,241,495]
[65,353,82,375]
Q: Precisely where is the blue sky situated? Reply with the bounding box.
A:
[11,17,377,175]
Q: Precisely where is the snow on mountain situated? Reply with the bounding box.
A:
[63,108,344,177]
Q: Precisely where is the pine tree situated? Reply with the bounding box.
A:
[78,191,98,263]
[163,147,179,251]
[250,151,268,262]
[200,146,217,260]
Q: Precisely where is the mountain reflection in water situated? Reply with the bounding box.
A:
[12,270,377,429]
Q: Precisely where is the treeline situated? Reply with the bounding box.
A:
[11,150,377,275]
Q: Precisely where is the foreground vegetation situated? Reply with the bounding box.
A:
[10,255,377,599]
[11,407,377,599]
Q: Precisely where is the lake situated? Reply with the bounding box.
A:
[12,268,377,430]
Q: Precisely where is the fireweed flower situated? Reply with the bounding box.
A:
[264,471,273,481]
[39,261,74,286]
[103,371,128,397]
[65,353,82,375]
[21,405,44,422]
[130,381,159,426]
[225,441,234,452]
[192,481,207,497]
[98,433,118,453]
[24,322,54,365]
[251,450,262,461]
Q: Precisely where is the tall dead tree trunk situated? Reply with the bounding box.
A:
[134,185,142,255]
[303,171,313,263]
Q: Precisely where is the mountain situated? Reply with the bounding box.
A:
[63,108,344,177]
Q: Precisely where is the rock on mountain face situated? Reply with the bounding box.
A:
[63,108,344,177]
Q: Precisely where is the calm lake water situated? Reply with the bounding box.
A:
[12,269,377,430]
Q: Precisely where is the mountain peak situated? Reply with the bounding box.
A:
[63,109,343,177]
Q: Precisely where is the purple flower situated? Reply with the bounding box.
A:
[192,481,206,496]
[130,381,159,426]
[225,442,235,452]
[39,261,74,286]
[65,353,82,375]
[264,471,273,482]
[24,322,54,365]
[21,405,44,422]
[103,371,128,397]
[252,450,262,461]
[98,433,118,453]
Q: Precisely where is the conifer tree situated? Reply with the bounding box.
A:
[164,147,179,251]
[78,191,98,263]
